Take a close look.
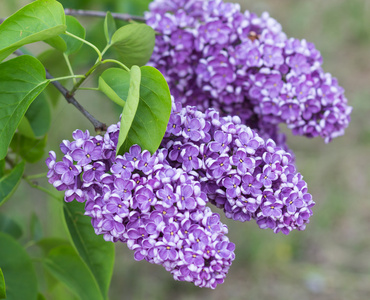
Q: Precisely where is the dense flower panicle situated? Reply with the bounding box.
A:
[47,105,314,287]
[162,102,314,234]
[47,123,235,289]
[145,0,352,143]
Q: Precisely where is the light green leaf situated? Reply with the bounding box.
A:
[0,162,25,207]
[0,268,5,299]
[0,55,49,160]
[30,213,43,242]
[116,66,141,155]
[104,12,117,45]
[43,245,104,300]
[0,213,23,240]
[10,134,47,164]
[0,0,66,61]
[63,201,115,300]
[25,93,51,138]
[100,66,171,155]
[98,69,128,108]
[111,23,155,67]
[0,232,38,300]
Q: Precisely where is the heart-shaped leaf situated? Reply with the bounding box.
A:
[63,201,115,300]
[99,66,171,155]
[0,232,38,300]
[0,162,25,207]
[0,0,66,61]
[0,55,49,160]
[43,245,104,300]
[111,23,155,67]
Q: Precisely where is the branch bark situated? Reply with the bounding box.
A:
[45,70,107,132]
[64,8,146,22]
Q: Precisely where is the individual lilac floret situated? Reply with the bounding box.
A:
[146,0,352,143]
[162,102,315,234]
[46,123,235,289]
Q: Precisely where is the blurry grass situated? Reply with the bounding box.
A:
[1,0,370,299]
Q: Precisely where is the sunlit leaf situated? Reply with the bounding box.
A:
[99,66,171,155]
[0,0,66,61]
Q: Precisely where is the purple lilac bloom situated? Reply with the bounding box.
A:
[47,99,315,288]
[146,0,352,143]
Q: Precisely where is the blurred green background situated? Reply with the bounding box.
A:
[1,0,370,299]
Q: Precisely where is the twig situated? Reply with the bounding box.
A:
[64,8,146,22]
[45,70,107,132]
[14,50,107,133]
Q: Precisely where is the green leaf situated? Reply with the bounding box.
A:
[0,160,4,178]
[17,117,36,139]
[0,0,66,61]
[0,232,38,300]
[0,213,22,239]
[10,134,47,163]
[104,12,117,45]
[36,237,70,255]
[43,245,104,300]
[0,162,25,207]
[0,268,5,299]
[25,92,51,138]
[30,213,43,242]
[111,23,155,67]
[37,293,46,300]
[116,66,141,155]
[62,16,86,55]
[63,201,114,300]
[0,55,49,160]
[37,50,69,107]
[98,69,129,108]
[100,66,171,155]
[45,16,85,55]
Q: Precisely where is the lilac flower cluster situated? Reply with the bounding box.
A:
[145,0,352,143]
[47,126,235,289]
[162,101,314,234]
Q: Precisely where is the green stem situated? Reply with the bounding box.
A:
[63,53,77,85]
[49,75,85,82]
[102,59,130,72]
[79,87,100,91]
[69,62,102,95]
[25,172,48,180]
[101,44,111,58]
[64,31,103,61]
[24,177,61,202]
